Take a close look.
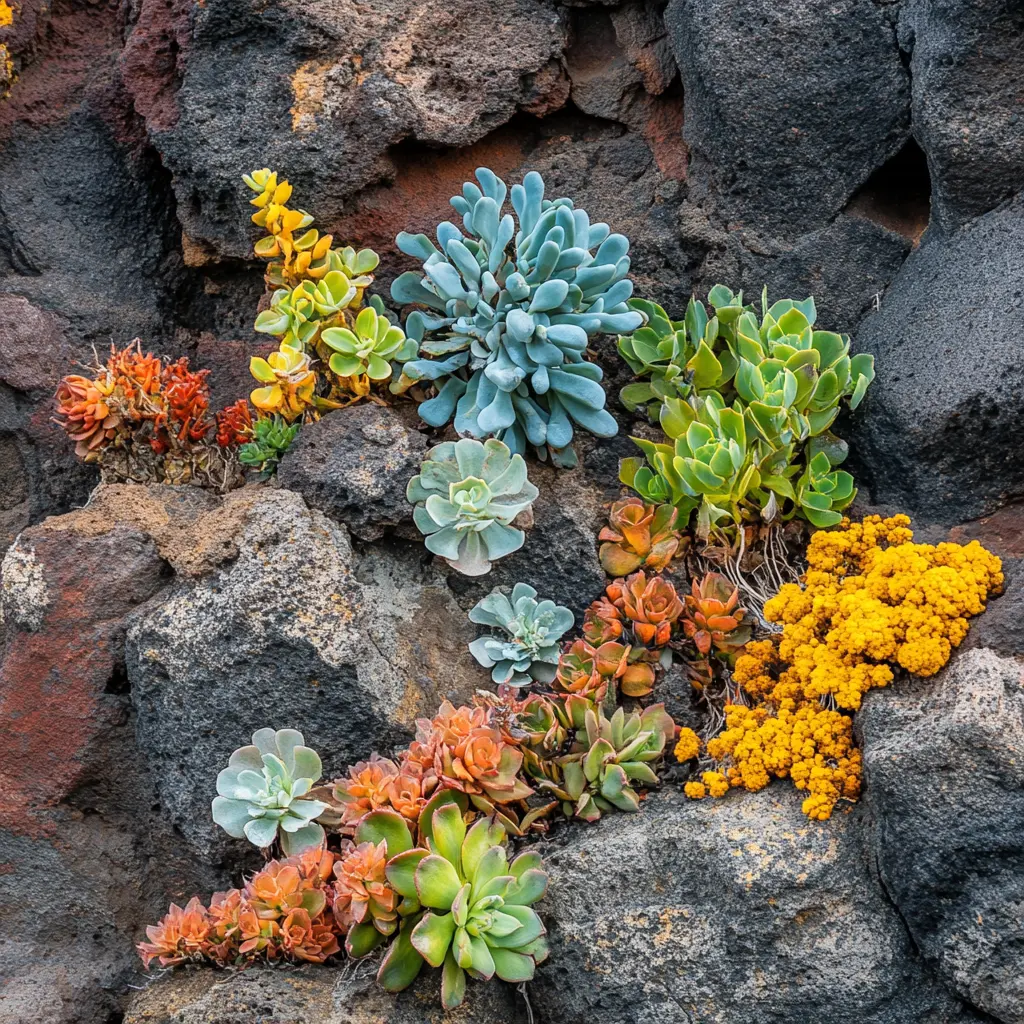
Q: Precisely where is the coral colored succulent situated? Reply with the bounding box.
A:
[581,595,625,646]
[598,497,683,576]
[553,639,629,702]
[468,582,574,687]
[681,572,750,655]
[332,754,401,831]
[162,358,213,444]
[137,897,211,968]
[332,840,400,939]
[415,700,533,806]
[54,374,119,458]
[212,728,329,855]
[407,437,538,576]
[607,571,683,647]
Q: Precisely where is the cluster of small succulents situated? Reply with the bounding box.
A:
[390,167,642,468]
[243,168,415,418]
[54,341,248,490]
[618,286,874,536]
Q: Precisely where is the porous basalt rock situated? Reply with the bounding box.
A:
[860,648,1024,1024]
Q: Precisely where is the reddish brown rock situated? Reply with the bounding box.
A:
[0,293,73,392]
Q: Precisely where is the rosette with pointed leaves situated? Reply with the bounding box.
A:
[546,704,674,822]
[598,496,683,576]
[390,167,642,467]
[681,572,750,655]
[407,438,538,576]
[238,415,299,473]
[468,582,574,687]
[211,728,329,855]
[553,638,629,702]
[373,803,550,1009]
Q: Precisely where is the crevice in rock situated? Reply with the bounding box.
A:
[844,138,931,244]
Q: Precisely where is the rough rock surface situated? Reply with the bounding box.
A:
[121,486,480,859]
[531,787,981,1024]
[277,403,430,541]
[860,648,1024,1024]
[845,198,1024,523]
[124,965,523,1024]
[665,0,909,234]
[900,0,1024,232]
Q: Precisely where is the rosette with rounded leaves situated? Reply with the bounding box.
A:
[321,305,413,383]
[598,496,683,575]
[607,571,683,647]
[375,803,550,1009]
[468,582,574,687]
[553,638,629,702]
[212,728,329,855]
[407,438,538,576]
[249,345,316,421]
[682,572,750,655]
[390,167,642,467]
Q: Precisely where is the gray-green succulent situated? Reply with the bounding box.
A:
[407,438,539,576]
[390,167,643,468]
[211,728,328,855]
[468,582,574,687]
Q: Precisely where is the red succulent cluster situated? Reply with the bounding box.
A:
[55,341,251,462]
[215,398,254,447]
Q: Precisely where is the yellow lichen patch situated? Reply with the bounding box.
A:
[0,1,13,28]
[686,515,1003,821]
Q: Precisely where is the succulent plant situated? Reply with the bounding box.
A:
[553,638,629,702]
[215,399,254,448]
[547,704,674,821]
[606,571,683,647]
[255,270,359,350]
[321,305,414,384]
[374,803,550,1008]
[468,582,574,687]
[681,572,750,655]
[598,496,683,576]
[331,753,401,831]
[249,344,317,421]
[390,167,642,468]
[238,415,299,473]
[54,374,119,458]
[795,449,856,527]
[618,285,874,537]
[332,840,400,950]
[211,728,329,856]
[407,438,538,576]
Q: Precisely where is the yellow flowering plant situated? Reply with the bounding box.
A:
[681,515,1003,820]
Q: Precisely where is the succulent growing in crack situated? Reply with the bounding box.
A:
[598,496,684,576]
[468,582,574,687]
[407,437,539,576]
[238,415,299,474]
[212,728,329,856]
[374,802,550,1009]
[390,167,643,467]
[550,704,675,822]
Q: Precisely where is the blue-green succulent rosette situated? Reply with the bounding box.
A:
[390,167,643,468]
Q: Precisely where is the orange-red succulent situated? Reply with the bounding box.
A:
[215,398,254,447]
[607,571,683,646]
[598,497,683,575]
[137,897,211,968]
[332,840,399,936]
[332,754,400,829]
[682,572,750,654]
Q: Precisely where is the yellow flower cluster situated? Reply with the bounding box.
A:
[682,515,1002,820]
[673,727,700,763]
[763,514,1002,708]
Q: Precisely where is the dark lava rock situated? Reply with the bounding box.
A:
[860,648,1024,1024]
[277,402,429,541]
[900,0,1024,232]
[845,197,1024,524]
[531,786,982,1024]
[665,0,910,234]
